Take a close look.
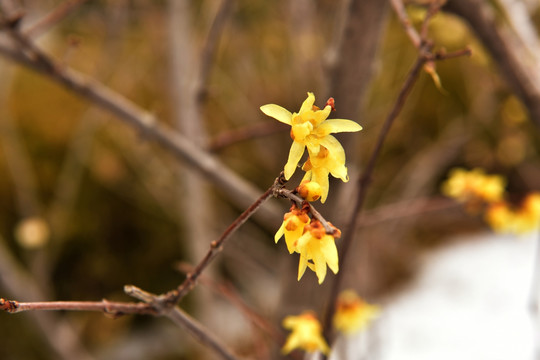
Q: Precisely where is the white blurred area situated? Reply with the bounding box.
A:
[332,232,539,360]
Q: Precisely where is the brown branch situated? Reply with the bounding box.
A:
[124,286,240,360]
[162,175,286,305]
[24,0,90,38]
[208,122,286,151]
[198,0,234,103]
[322,0,470,342]
[2,285,242,360]
[390,0,421,48]
[0,20,282,226]
[276,188,339,236]
[444,0,540,126]
[176,262,286,346]
[359,196,457,227]
[0,298,158,316]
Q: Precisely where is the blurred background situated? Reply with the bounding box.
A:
[1,0,540,359]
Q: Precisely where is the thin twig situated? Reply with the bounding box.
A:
[0,298,158,315]
[0,27,282,225]
[163,175,285,305]
[322,55,427,340]
[322,0,471,341]
[176,262,286,345]
[198,0,234,103]
[390,0,421,48]
[24,0,89,38]
[208,122,286,151]
[276,188,338,236]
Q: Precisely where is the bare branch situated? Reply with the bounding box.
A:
[198,0,234,103]
[276,188,339,236]
[163,175,284,305]
[24,0,90,38]
[0,30,282,226]
[0,298,157,316]
[390,0,421,48]
[2,288,241,360]
[445,0,540,125]
[322,0,470,341]
[209,122,286,151]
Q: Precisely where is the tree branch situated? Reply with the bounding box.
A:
[0,16,282,227]
[322,0,471,342]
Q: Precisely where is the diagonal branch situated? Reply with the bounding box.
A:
[321,0,471,342]
[163,174,285,305]
[0,18,281,226]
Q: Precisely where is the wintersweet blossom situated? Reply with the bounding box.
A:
[296,220,340,284]
[302,145,348,203]
[282,311,329,355]
[275,204,310,254]
[260,92,362,202]
[441,168,506,205]
[333,290,380,335]
[485,192,540,234]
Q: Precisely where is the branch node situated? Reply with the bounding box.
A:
[0,298,19,312]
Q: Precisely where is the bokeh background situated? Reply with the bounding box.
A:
[1,0,540,359]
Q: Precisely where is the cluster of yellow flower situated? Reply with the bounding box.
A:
[282,290,380,355]
[441,168,506,206]
[485,193,540,234]
[261,92,362,203]
[274,199,341,284]
[261,93,362,284]
[442,167,540,234]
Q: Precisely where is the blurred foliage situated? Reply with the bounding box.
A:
[0,0,540,359]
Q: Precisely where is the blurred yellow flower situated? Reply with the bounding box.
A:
[333,290,380,335]
[485,192,540,234]
[441,168,506,204]
[282,311,329,355]
[275,204,310,254]
[14,217,50,249]
[260,92,362,201]
[296,220,340,284]
[485,202,514,233]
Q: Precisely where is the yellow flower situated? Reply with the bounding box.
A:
[442,168,506,204]
[282,311,329,355]
[485,202,514,233]
[260,92,362,182]
[275,204,310,254]
[302,145,348,203]
[484,192,540,234]
[333,290,380,335]
[296,220,340,284]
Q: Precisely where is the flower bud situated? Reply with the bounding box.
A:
[297,180,322,202]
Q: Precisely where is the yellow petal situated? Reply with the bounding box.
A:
[316,119,362,137]
[311,105,332,126]
[318,135,346,163]
[330,163,349,182]
[313,249,327,284]
[298,254,309,281]
[299,92,315,114]
[274,222,285,243]
[260,104,292,125]
[284,141,305,179]
[312,167,330,203]
[321,236,339,274]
